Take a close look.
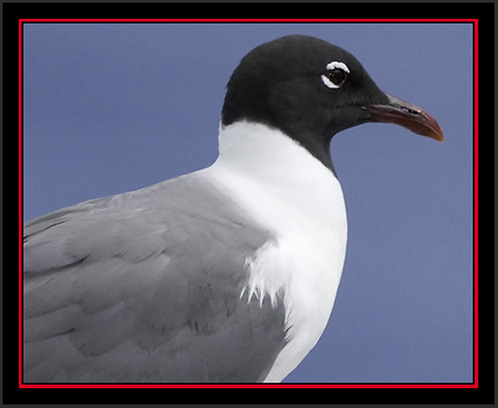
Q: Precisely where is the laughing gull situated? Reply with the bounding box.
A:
[23,35,443,383]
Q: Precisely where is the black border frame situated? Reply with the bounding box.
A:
[3,1,495,406]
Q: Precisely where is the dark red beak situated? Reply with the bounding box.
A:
[363,94,444,142]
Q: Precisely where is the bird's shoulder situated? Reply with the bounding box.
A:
[24,172,269,272]
[23,172,274,341]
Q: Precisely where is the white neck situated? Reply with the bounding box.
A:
[215,121,333,187]
[209,122,346,238]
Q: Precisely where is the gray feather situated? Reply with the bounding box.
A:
[23,173,287,383]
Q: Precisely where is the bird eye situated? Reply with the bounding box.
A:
[326,68,347,85]
[321,61,350,89]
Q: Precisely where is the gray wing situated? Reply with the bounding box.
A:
[23,173,287,383]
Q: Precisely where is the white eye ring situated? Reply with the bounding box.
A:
[321,61,350,89]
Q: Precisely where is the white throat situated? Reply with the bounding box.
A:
[205,121,348,382]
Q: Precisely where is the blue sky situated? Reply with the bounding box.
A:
[23,22,474,383]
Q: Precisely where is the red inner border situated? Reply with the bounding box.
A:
[18,18,479,390]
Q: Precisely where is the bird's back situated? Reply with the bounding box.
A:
[23,172,287,383]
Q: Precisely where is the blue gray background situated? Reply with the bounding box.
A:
[23,23,474,383]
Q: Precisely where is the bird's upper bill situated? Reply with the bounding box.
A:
[363,93,444,142]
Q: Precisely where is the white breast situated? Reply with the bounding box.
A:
[205,121,348,382]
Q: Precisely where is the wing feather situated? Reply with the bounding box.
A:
[23,174,287,382]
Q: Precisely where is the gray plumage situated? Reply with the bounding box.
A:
[24,173,287,382]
